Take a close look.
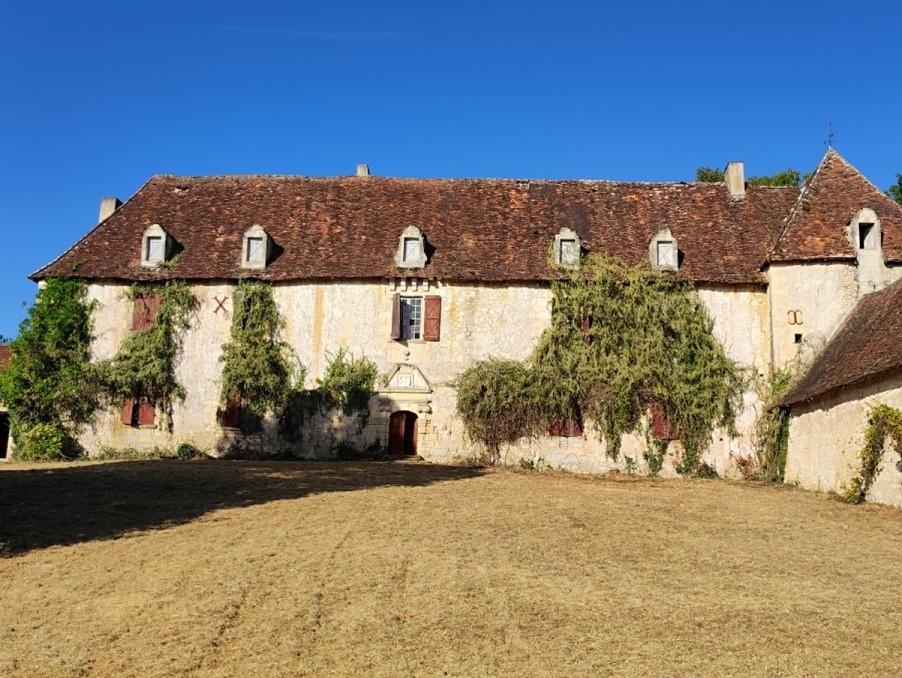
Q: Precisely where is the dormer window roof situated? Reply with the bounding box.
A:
[242,224,272,269]
[649,228,679,271]
[553,227,581,269]
[141,224,173,268]
[395,225,427,268]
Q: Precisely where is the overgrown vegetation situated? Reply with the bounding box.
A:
[751,367,794,482]
[0,278,99,460]
[695,166,801,187]
[103,282,198,422]
[219,280,304,421]
[844,404,902,504]
[453,255,745,472]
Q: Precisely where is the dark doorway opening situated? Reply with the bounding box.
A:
[0,412,9,459]
[388,411,418,456]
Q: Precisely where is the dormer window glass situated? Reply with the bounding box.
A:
[141,223,172,268]
[395,225,427,269]
[553,228,581,270]
[649,228,679,271]
[241,225,272,269]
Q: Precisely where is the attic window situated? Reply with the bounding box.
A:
[850,208,880,254]
[141,224,172,268]
[395,225,427,269]
[242,225,272,269]
[649,228,679,271]
[553,228,581,269]
[859,223,876,250]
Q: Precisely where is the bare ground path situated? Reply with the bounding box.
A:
[1,460,901,676]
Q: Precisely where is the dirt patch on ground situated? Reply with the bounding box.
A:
[2,459,901,676]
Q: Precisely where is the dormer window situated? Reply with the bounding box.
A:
[242,225,272,269]
[141,224,172,268]
[395,225,427,268]
[849,208,881,253]
[649,228,679,271]
[553,228,581,269]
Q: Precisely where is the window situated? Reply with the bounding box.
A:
[141,224,171,268]
[392,294,441,341]
[242,224,271,269]
[222,393,242,429]
[649,229,679,271]
[553,228,581,270]
[395,225,427,268]
[850,208,881,254]
[859,223,876,250]
[651,403,677,441]
[132,293,161,331]
[548,405,583,437]
[121,395,155,427]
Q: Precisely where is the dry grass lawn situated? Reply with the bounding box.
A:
[1,459,901,676]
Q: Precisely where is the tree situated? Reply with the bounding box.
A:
[696,166,801,187]
[0,278,99,459]
[887,174,902,206]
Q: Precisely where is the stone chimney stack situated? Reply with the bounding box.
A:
[99,197,122,222]
[356,163,370,177]
[724,162,745,199]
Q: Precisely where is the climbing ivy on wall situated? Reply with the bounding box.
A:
[453,255,746,471]
[0,277,99,459]
[219,279,303,421]
[844,404,902,504]
[103,281,198,419]
[751,367,794,482]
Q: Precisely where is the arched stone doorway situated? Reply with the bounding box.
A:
[388,410,418,456]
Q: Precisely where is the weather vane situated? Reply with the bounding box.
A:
[825,121,834,149]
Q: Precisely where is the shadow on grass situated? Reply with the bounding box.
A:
[0,460,484,557]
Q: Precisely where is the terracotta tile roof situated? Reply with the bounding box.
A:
[780,278,902,406]
[770,149,902,263]
[0,344,11,372]
[32,175,799,285]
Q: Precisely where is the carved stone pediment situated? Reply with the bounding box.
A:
[379,363,433,395]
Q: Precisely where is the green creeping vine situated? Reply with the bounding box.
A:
[844,404,902,504]
[453,255,745,471]
[0,278,99,459]
[752,367,794,482]
[103,281,198,423]
[219,280,303,421]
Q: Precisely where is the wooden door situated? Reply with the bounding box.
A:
[388,411,418,456]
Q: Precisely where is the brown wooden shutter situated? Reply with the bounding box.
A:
[132,293,161,331]
[121,397,136,426]
[223,394,241,428]
[137,400,155,426]
[651,403,677,440]
[423,295,441,341]
[581,309,592,343]
[391,293,402,340]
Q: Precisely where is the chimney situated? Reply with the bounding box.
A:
[724,162,745,199]
[99,196,121,222]
[356,163,370,177]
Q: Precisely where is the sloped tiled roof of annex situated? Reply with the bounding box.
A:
[780,278,902,407]
[770,149,902,263]
[0,344,11,372]
[32,173,800,285]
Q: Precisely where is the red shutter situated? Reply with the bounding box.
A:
[121,397,136,426]
[548,406,583,438]
[651,403,677,440]
[223,394,241,428]
[581,309,592,343]
[137,400,155,426]
[391,293,402,340]
[132,293,161,331]
[423,295,441,341]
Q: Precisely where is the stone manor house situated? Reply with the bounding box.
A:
[30,150,902,505]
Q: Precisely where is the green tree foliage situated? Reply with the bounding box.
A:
[887,174,902,206]
[696,166,801,187]
[752,367,793,482]
[0,278,99,459]
[315,348,378,417]
[103,282,198,415]
[219,280,303,420]
[453,256,745,471]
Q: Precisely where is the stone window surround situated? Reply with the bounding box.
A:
[649,228,679,271]
[395,225,428,268]
[242,224,272,269]
[553,227,581,269]
[849,208,881,253]
[141,223,172,268]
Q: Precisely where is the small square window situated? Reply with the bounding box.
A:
[246,237,265,264]
[145,236,164,262]
[559,238,579,265]
[859,223,876,250]
[403,237,421,263]
[401,297,422,340]
[794,333,803,344]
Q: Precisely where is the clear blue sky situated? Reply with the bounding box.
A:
[2,0,900,339]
